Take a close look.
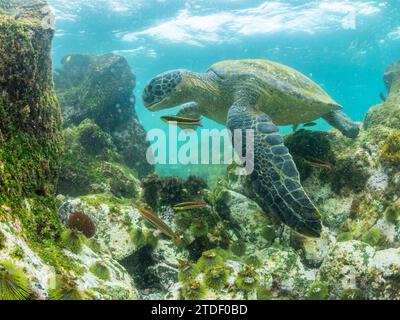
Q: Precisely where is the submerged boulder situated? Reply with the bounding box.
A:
[0,1,138,300]
[0,0,62,241]
[54,53,153,178]
[365,59,400,130]
[58,119,141,198]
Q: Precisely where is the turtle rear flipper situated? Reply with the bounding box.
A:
[227,100,322,238]
[323,110,360,139]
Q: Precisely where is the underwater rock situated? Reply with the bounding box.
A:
[0,1,139,300]
[365,59,400,130]
[367,171,389,194]
[141,174,209,210]
[58,119,142,198]
[315,241,400,299]
[384,60,400,92]
[0,221,138,300]
[255,247,312,299]
[0,0,63,223]
[58,195,156,261]
[316,241,374,299]
[54,53,153,177]
[290,227,337,268]
[221,189,282,251]
[364,248,400,299]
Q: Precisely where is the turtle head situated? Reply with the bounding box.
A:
[143,69,191,112]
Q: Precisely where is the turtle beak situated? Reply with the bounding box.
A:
[144,97,170,112]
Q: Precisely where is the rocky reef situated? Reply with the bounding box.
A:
[92,60,399,300]
[54,53,154,185]
[365,60,400,130]
[0,1,137,300]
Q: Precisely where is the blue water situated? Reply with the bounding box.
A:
[48,0,400,182]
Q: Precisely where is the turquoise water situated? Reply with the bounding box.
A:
[48,0,400,182]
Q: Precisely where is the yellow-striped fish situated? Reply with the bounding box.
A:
[161,115,202,127]
[173,201,207,211]
[134,204,182,244]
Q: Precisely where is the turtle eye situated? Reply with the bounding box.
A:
[142,70,183,107]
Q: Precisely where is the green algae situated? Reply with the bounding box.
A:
[189,218,209,238]
[337,232,354,242]
[235,265,259,292]
[181,279,206,300]
[178,260,200,283]
[230,240,247,257]
[204,265,229,290]
[306,282,329,300]
[340,288,365,300]
[58,120,140,198]
[0,7,89,284]
[196,249,228,270]
[380,131,400,167]
[384,202,400,223]
[322,157,370,194]
[130,227,158,249]
[60,229,85,254]
[10,246,24,260]
[48,274,83,300]
[256,287,273,300]
[89,261,110,281]
[0,230,6,250]
[361,227,383,247]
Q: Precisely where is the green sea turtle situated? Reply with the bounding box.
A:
[142,59,360,237]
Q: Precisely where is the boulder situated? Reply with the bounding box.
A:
[0,0,62,240]
[0,1,138,300]
[365,59,400,130]
[54,53,153,178]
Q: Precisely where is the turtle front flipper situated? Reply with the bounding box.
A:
[176,102,202,130]
[177,102,202,119]
[227,101,322,237]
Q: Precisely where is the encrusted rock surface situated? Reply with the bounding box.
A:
[54,53,154,179]
[0,1,138,300]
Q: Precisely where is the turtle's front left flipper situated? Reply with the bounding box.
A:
[176,102,202,130]
[227,101,322,237]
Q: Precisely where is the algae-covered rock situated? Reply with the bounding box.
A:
[290,227,336,267]
[58,194,155,261]
[365,60,400,130]
[54,53,153,178]
[255,247,312,299]
[0,0,63,240]
[364,248,400,299]
[58,119,141,198]
[0,217,138,300]
[0,1,139,300]
[218,189,282,251]
[316,241,374,299]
